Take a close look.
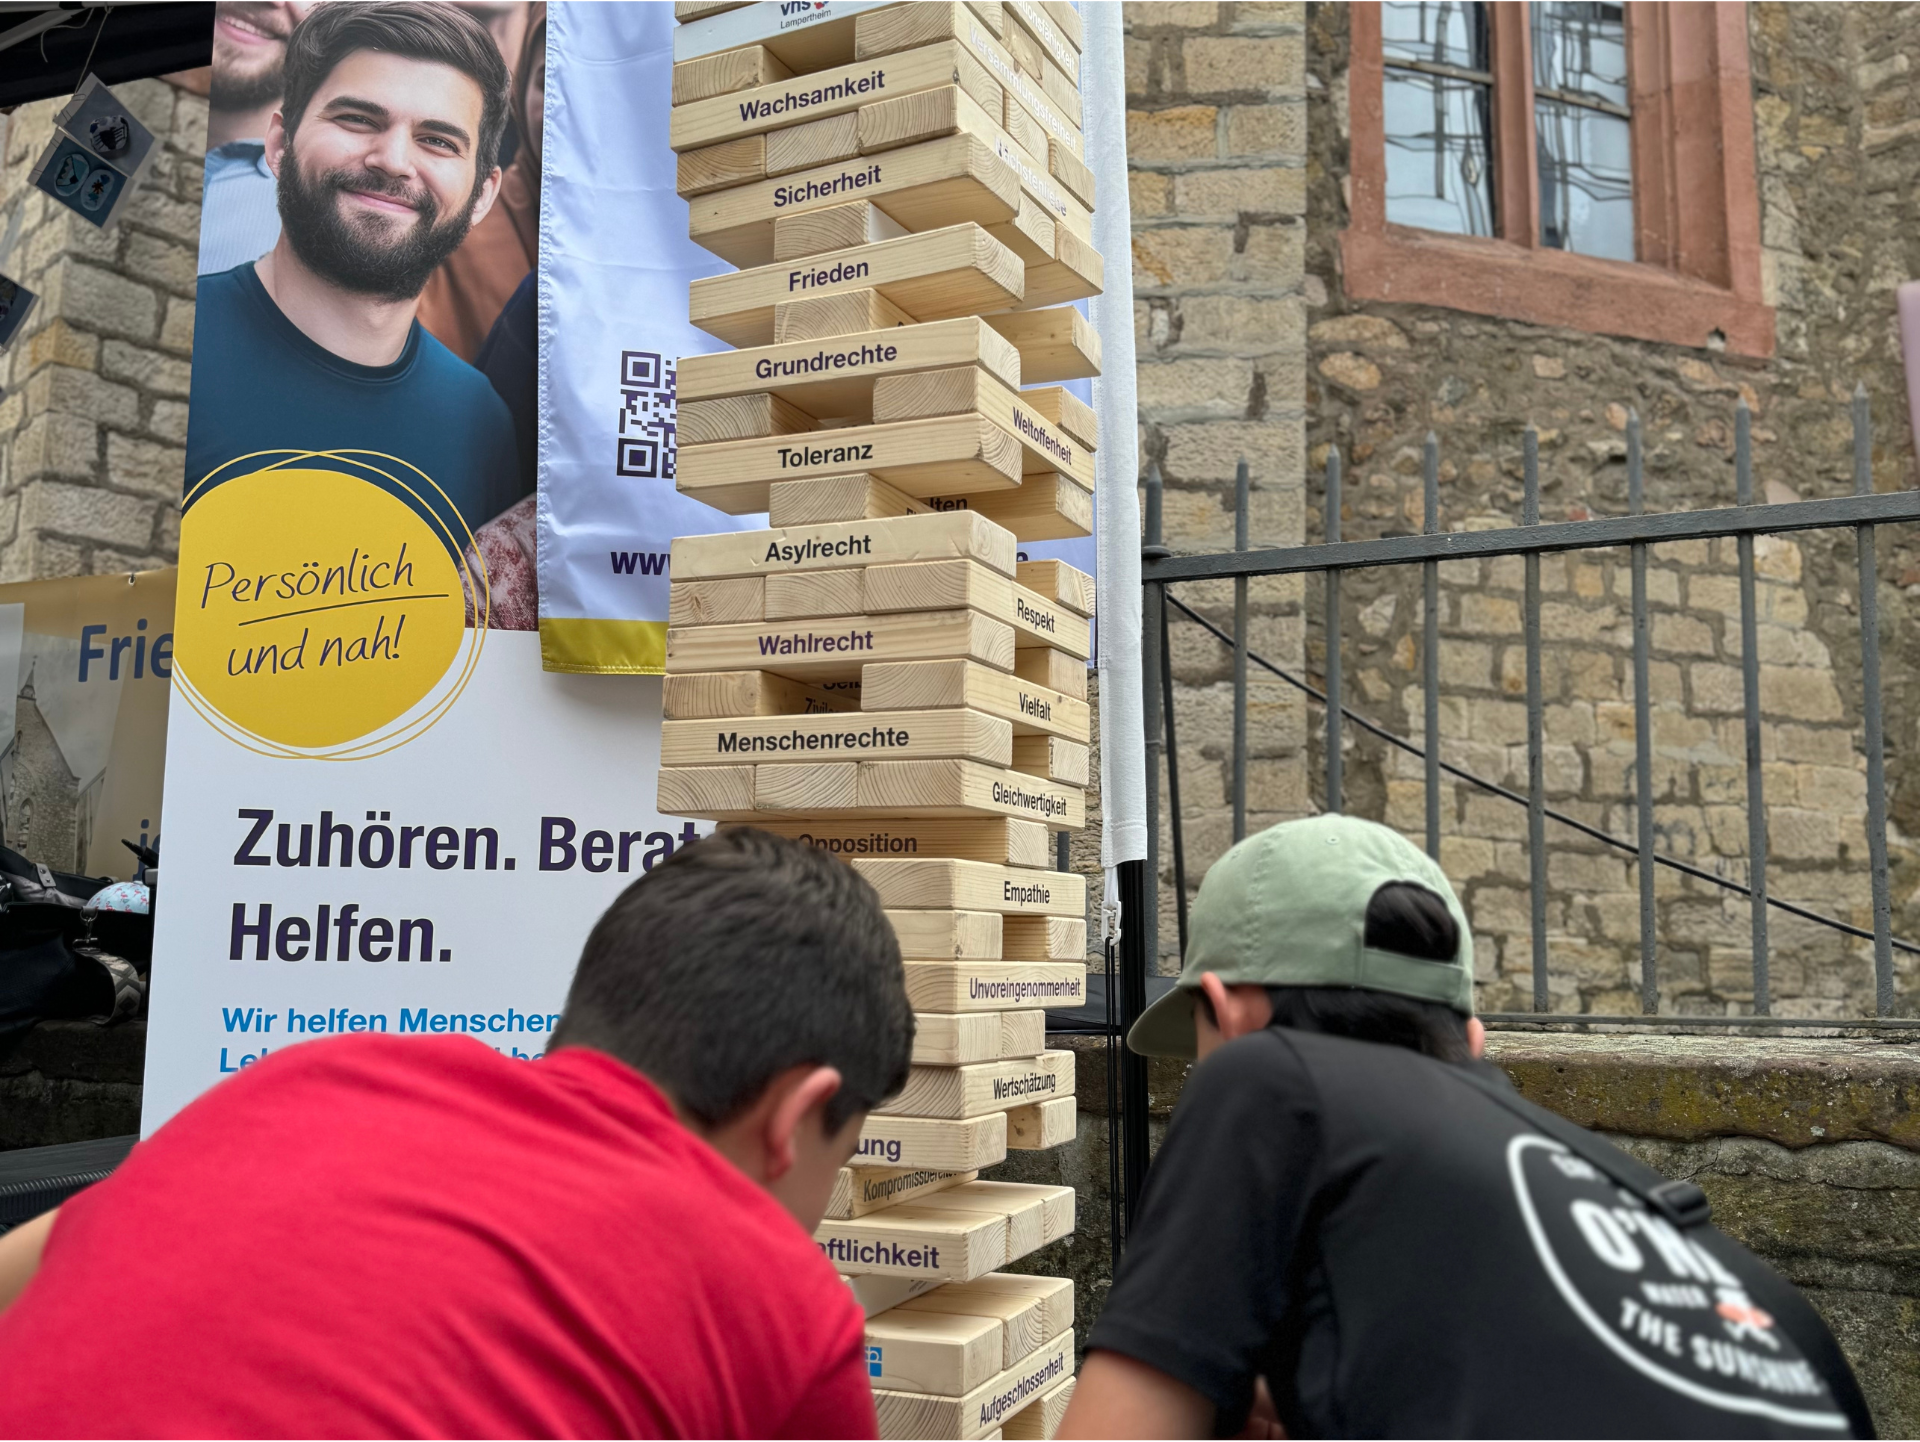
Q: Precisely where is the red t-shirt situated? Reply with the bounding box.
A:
[0,1036,876,1439]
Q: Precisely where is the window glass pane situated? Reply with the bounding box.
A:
[1382,0,1491,73]
[1383,69,1496,237]
[1531,1,1628,109]
[1536,99,1634,259]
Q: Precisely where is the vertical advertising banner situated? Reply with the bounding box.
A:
[144,2,696,1131]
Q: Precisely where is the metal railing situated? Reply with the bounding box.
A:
[1135,389,1920,1030]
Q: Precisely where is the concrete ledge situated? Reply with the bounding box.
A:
[1488,1033,1920,1151]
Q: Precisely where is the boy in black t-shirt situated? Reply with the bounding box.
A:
[1062,815,1873,1440]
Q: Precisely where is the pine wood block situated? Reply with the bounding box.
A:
[1012,734,1088,786]
[662,669,860,719]
[671,1,868,73]
[1007,2,1077,82]
[902,960,1086,1011]
[1046,137,1093,209]
[676,133,766,198]
[1020,226,1102,311]
[766,109,862,177]
[912,1008,1042,1065]
[859,759,1085,828]
[688,134,1020,268]
[1009,581,1090,656]
[960,10,1082,158]
[1015,388,1096,453]
[856,1,979,59]
[1039,58,1077,119]
[666,576,764,627]
[740,816,1049,867]
[775,287,916,345]
[1013,647,1085,700]
[666,609,1014,685]
[818,1204,1007,1281]
[1005,1095,1076,1150]
[1002,94,1044,163]
[671,44,789,107]
[662,706,1011,769]
[855,857,1084,916]
[874,1331,1073,1440]
[1005,20,1044,81]
[674,1,751,24]
[862,556,1007,615]
[1015,560,1094,618]
[692,222,1022,349]
[911,1184,1047,1264]
[961,1181,1072,1243]
[862,658,1089,744]
[874,1050,1073,1119]
[873,369,1093,488]
[671,41,1003,153]
[966,0,1006,38]
[657,764,753,817]
[774,199,909,260]
[983,307,1099,384]
[678,391,817,447]
[855,1112,1009,1172]
[1038,1,1079,45]
[831,1165,976,1220]
[1004,1377,1074,1441]
[890,909,1004,961]
[955,1274,1074,1342]
[1001,915,1084,961]
[769,473,932,526]
[671,509,1015,584]
[923,474,1092,543]
[677,414,1025,515]
[987,193,1055,268]
[866,1308,1005,1397]
[754,761,858,812]
[764,565,867,619]
[849,1273,944,1319]
[895,1276,1053,1368]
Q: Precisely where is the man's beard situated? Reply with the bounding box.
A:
[209,5,289,113]
[277,149,474,303]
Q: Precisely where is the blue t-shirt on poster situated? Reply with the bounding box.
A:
[185,264,526,553]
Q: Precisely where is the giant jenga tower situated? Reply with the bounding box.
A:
[662,4,1099,1437]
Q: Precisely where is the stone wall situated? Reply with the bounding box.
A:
[1301,2,1920,1017]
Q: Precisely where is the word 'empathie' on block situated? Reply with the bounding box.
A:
[852,856,1086,916]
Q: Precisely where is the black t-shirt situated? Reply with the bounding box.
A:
[1089,1028,1873,1439]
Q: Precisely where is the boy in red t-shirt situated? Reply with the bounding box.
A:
[0,826,911,1439]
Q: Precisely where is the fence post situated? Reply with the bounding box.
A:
[1324,449,1342,814]
[1423,433,1441,859]
[1735,400,1770,1014]
[1524,427,1548,1012]
[1233,460,1250,841]
[1629,411,1658,1014]
[1854,385,1895,1015]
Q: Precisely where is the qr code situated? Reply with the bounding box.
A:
[617,350,676,481]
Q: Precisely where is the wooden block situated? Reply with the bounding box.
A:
[657,764,753,817]
[866,1308,1005,1396]
[677,391,816,448]
[951,1273,1073,1344]
[966,0,1006,38]
[1013,647,1085,701]
[662,707,1011,769]
[961,11,1082,158]
[890,909,1004,961]
[665,610,1015,685]
[774,199,908,260]
[670,44,789,107]
[764,565,866,619]
[988,194,1054,268]
[818,1203,1007,1280]
[766,109,862,177]
[1012,733,1088,786]
[874,1051,1074,1119]
[873,369,1093,488]
[1039,58,1077,119]
[911,1183,1047,1264]
[687,134,1021,268]
[755,761,858,812]
[661,670,859,719]
[673,511,1015,590]
[912,1009,1041,1065]
[896,1279,1051,1368]
[667,576,764,627]
[982,307,1100,384]
[924,474,1093,543]
[874,1331,1073,1440]
[676,414,1025,515]
[902,959,1086,1011]
[675,133,765,197]
[1007,2,1077,83]
[1004,1377,1075,1441]
[961,1180,1073,1243]
[1016,387,1096,452]
[831,1165,975,1219]
[681,318,1022,420]
[999,1008,1045,1057]
[774,288,915,345]
[855,1111,1009,1172]
[691,223,1022,349]
[856,1,977,59]
[671,0,869,72]
[740,817,1049,867]
[859,759,1085,828]
[1005,1095,1076,1150]
[1005,19,1045,80]
[769,473,931,526]
[873,365,990,421]
[1015,227,1102,315]
[1016,560,1094,617]
[848,1273,943,1318]
[1002,93,1045,164]
[1001,915,1084,961]
[674,1,751,23]
[862,557,1007,616]
[1009,581,1091,657]
[1046,137,1093,208]
[862,659,1090,744]
[854,857,1084,916]
[671,41,1003,153]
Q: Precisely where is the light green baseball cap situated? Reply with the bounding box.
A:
[1127,813,1474,1059]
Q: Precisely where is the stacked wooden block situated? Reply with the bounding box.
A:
[664,4,1097,1437]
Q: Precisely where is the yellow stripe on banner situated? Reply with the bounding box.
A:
[539,617,669,674]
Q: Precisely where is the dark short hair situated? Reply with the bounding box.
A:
[281,2,510,188]
[551,828,914,1130]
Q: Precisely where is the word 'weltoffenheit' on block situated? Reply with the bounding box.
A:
[664,5,1097,1431]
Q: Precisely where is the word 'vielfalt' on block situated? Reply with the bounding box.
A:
[861,658,1090,745]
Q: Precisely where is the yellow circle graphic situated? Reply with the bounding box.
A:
[173,458,487,759]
